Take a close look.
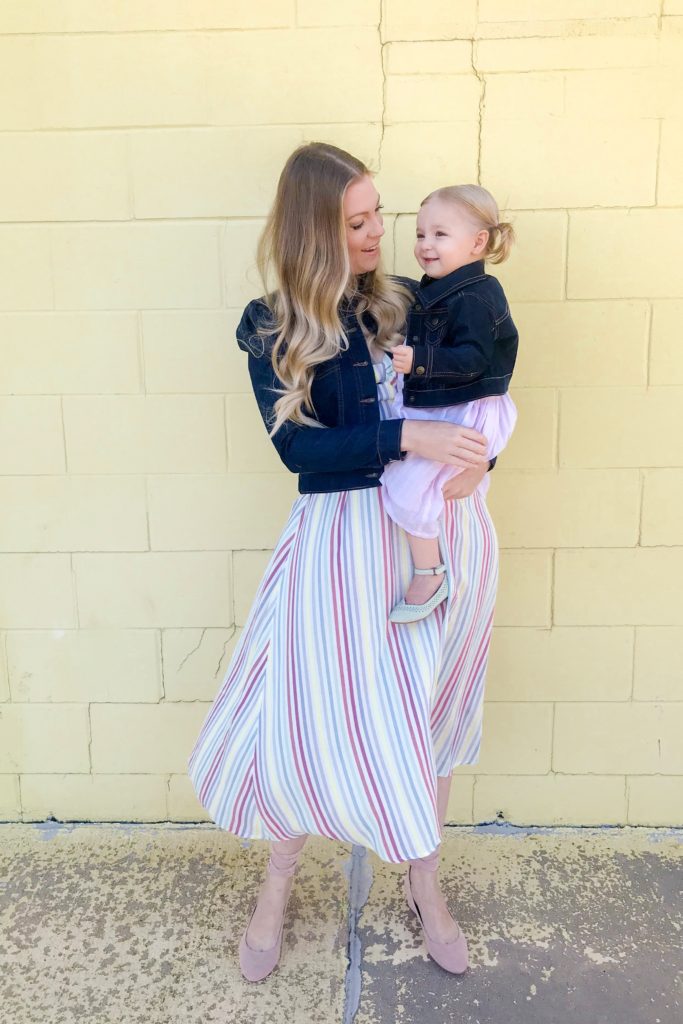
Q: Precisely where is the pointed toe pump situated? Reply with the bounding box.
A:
[404,865,469,974]
[389,563,449,624]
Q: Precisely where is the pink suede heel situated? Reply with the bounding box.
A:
[238,842,303,983]
[405,863,469,974]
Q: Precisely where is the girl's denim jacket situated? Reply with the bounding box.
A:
[236,274,498,495]
[402,260,519,410]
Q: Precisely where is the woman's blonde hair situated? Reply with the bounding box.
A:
[256,142,412,436]
[421,184,515,265]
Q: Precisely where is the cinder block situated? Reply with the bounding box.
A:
[63,395,227,473]
[482,118,658,208]
[486,626,633,702]
[234,550,275,627]
[495,550,552,627]
[8,34,208,129]
[162,627,243,701]
[0,226,52,310]
[0,704,89,773]
[131,126,302,218]
[497,389,556,469]
[385,41,473,75]
[483,72,564,119]
[564,67,663,118]
[222,220,267,308]
[555,548,683,626]
[0,398,65,473]
[6,629,161,703]
[560,388,683,468]
[488,212,567,302]
[20,774,169,823]
[225,395,292,474]
[297,0,378,26]
[642,470,683,546]
[0,131,129,221]
[52,223,222,310]
[383,0,477,40]
[74,552,233,628]
[0,2,293,32]
[380,123,479,216]
[207,29,382,124]
[554,702,683,774]
[512,301,649,388]
[148,473,298,551]
[627,776,683,826]
[454,702,553,775]
[478,0,658,18]
[0,476,148,552]
[142,310,249,395]
[476,34,658,72]
[0,776,20,820]
[473,774,627,826]
[0,634,8,702]
[444,777,474,825]
[168,773,212,822]
[385,74,480,123]
[0,555,75,629]
[567,211,683,299]
[650,301,683,386]
[0,312,140,394]
[90,702,211,774]
[633,627,683,701]
[299,123,383,173]
[488,469,640,548]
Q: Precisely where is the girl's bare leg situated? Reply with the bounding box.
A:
[404,532,446,605]
[245,835,308,951]
[407,773,461,943]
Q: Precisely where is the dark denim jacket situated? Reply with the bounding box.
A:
[402,260,519,410]
[236,276,496,495]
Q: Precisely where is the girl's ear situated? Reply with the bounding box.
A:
[473,229,489,255]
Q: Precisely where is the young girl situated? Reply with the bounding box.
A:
[382,184,519,623]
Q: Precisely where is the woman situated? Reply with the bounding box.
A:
[187,143,499,981]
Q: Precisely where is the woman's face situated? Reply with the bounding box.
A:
[343,175,385,275]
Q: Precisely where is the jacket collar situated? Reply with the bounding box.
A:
[415,260,487,309]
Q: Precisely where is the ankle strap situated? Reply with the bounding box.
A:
[413,563,446,576]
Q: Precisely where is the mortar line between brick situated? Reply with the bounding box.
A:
[376,0,386,172]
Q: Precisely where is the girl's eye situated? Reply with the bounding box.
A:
[436,231,447,237]
[376,204,384,212]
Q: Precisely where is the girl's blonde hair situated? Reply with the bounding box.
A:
[421,184,515,265]
[256,142,412,437]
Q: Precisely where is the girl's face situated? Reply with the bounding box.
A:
[414,198,489,279]
[343,175,385,275]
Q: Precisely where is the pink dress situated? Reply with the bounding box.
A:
[380,350,517,539]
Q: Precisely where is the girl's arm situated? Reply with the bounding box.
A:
[406,292,496,383]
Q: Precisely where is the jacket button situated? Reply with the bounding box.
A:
[414,304,422,311]
[415,366,425,375]
[412,335,418,342]
[430,316,439,326]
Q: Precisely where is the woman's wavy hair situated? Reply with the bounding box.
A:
[421,184,515,265]
[256,142,412,436]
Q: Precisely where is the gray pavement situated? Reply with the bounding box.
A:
[1,822,680,1024]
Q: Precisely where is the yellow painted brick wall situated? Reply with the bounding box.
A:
[0,1,681,829]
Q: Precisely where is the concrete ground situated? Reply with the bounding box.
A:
[0,823,680,1024]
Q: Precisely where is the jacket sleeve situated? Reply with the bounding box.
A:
[237,300,406,476]
[407,292,496,383]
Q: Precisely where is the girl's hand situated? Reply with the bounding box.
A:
[442,462,488,500]
[391,345,414,374]
[400,420,488,469]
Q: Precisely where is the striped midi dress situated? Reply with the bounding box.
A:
[187,353,499,863]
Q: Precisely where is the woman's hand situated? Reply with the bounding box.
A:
[400,419,488,469]
[442,462,489,500]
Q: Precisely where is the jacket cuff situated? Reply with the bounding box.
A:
[407,345,430,379]
[377,418,407,464]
